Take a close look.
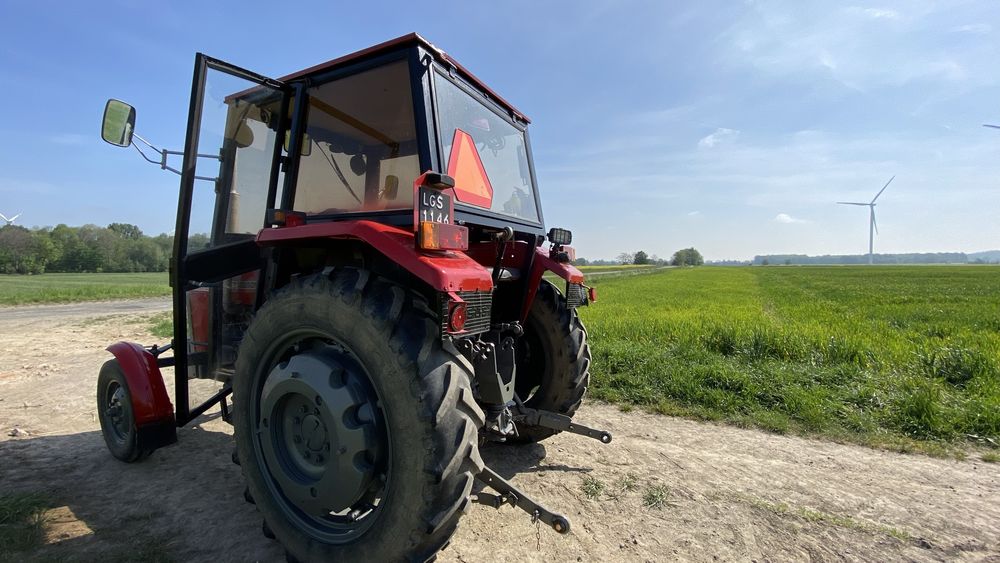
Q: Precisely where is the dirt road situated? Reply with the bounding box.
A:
[1,308,997,561]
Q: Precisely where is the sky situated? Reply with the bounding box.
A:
[1,0,999,261]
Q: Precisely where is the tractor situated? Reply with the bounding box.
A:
[97,33,608,562]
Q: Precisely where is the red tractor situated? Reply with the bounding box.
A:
[98,33,607,562]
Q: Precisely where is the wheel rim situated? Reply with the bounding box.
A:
[251,334,390,543]
[103,381,130,444]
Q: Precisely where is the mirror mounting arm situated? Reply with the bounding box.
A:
[131,132,219,182]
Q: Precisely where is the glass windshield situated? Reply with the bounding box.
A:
[294,60,419,215]
[435,75,538,223]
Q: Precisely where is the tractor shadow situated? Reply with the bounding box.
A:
[0,415,284,562]
[479,440,593,480]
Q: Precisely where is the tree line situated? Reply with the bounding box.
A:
[576,247,704,267]
[0,223,178,274]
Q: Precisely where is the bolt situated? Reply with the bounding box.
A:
[338,446,347,455]
[314,408,321,416]
[315,396,323,406]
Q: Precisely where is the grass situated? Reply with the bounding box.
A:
[982,452,999,463]
[579,264,657,273]
[732,493,911,540]
[581,476,605,500]
[580,266,1000,454]
[0,273,169,306]
[642,484,670,510]
[0,491,50,558]
[148,312,174,339]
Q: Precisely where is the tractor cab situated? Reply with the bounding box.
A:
[98,34,605,562]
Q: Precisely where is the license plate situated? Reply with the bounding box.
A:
[417,186,453,224]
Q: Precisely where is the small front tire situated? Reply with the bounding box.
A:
[97,359,151,463]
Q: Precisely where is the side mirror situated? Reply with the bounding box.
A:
[102,99,135,147]
[283,131,312,156]
[382,175,399,200]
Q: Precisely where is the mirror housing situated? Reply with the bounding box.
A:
[102,99,135,147]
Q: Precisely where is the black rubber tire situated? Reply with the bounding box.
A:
[234,269,485,563]
[96,359,151,462]
[512,280,591,443]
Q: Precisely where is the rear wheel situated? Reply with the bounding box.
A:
[512,280,591,443]
[234,269,484,562]
[97,359,151,462]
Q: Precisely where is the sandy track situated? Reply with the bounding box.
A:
[0,311,997,561]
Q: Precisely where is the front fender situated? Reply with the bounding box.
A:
[521,248,586,320]
[106,341,174,427]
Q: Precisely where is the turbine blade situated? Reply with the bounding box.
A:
[872,211,878,234]
[0,213,6,222]
[871,175,894,203]
[984,124,1000,129]
[11,214,19,221]
[836,202,869,206]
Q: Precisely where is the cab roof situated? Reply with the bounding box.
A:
[278,33,530,124]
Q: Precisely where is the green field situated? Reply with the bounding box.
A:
[0,273,170,305]
[579,264,656,273]
[580,266,1000,453]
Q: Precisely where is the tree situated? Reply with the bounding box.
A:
[670,247,704,267]
[616,252,634,265]
[633,250,649,265]
[108,223,144,240]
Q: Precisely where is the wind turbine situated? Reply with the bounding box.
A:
[837,176,894,265]
[0,212,20,226]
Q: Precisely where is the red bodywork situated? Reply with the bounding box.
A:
[521,248,585,321]
[106,341,174,427]
[257,220,493,292]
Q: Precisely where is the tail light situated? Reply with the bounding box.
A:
[448,301,468,332]
[418,221,469,251]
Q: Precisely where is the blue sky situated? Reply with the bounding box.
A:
[1,0,998,260]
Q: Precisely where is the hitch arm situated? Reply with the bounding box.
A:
[515,407,613,444]
[474,466,571,534]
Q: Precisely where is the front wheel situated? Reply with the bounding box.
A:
[234,269,484,562]
[512,280,592,443]
[97,359,151,462]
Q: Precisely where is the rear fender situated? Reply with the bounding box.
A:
[521,248,585,321]
[256,220,493,293]
[106,342,176,446]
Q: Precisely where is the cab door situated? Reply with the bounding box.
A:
[172,54,292,422]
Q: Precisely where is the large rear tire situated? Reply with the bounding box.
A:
[234,269,484,562]
[512,280,591,443]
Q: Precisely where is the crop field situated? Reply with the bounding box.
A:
[0,272,170,305]
[579,266,1000,453]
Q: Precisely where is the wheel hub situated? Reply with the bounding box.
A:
[257,344,384,518]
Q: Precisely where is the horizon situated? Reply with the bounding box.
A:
[2,1,998,261]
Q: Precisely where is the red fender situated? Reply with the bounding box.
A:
[256,220,493,292]
[106,341,174,427]
[521,248,586,321]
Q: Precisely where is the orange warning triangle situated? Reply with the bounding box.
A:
[447,129,494,208]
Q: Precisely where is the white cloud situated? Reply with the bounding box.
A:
[50,133,89,146]
[950,23,992,35]
[774,213,808,224]
[698,128,740,148]
[688,211,701,216]
[847,7,899,20]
